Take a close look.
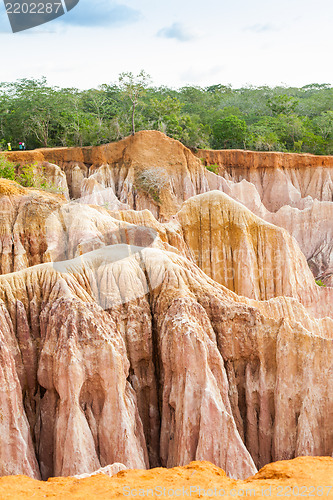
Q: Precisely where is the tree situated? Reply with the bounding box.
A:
[118,70,151,135]
[313,111,333,139]
[206,84,232,94]
[248,120,285,151]
[0,78,71,148]
[0,75,332,154]
[268,94,299,116]
[148,96,183,132]
[212,116,247,149]
[301,131,327,155]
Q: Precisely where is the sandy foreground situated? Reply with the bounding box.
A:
[0,458,332,499]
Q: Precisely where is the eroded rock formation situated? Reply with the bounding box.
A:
[0,218,332,479]
[4,131,333,284]
[0,132,332,482]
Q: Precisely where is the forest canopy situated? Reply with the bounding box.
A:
[0,76,332,154]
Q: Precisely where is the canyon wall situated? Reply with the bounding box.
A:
[0,132,332,481]
[4,131,332,284]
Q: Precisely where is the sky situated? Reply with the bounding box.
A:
[0,0,332,90]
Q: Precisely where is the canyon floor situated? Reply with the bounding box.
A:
[0,131,332,496]
[0,457,333,499]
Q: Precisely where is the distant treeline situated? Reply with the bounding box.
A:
[1,75,332,154]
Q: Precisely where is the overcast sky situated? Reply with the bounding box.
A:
[0,0,332,89]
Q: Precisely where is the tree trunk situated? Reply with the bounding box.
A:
[132,103,136,135]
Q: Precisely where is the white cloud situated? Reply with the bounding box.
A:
[244,23,279,33]
[180,66,225,85]
[157,22,198,42]
[0,0,332,89]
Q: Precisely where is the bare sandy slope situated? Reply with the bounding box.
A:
[0,457,332,499]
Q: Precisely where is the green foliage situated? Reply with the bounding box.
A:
[19,164,65,193]
[205,164,219,174]
[212,115,247,148]
[0,156,16,180]
[268,94,299,115]
[301,131,327,155]
[0,158,64,194]
[0,76,333,154]
[17,163,35,187]
[315,279,326,287]
[118,70,151,135]
[220,106,243,118]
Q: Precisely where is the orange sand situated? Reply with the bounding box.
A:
[0,458,332,499]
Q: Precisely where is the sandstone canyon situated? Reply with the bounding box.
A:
[0,131,332,495]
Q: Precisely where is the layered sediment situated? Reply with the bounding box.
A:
[0,132,332,484]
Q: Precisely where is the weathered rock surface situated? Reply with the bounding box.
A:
[265,201,333,287]
[199,149,333,208]
[37,162,70,200]
[1,178,330,318]
[3,131,333,284]
[73,463,127,479]
[173,191,333,319]
[0,179,65,275]
[0,132,332,483]
[0,240,332,479]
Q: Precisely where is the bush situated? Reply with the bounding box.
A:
[0,156,16,180]
[135,168,169,204]
[17,163,35,187]
[0,159,64,194]
[205,164,219,174]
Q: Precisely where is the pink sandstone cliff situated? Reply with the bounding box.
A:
[0,132,331,483]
